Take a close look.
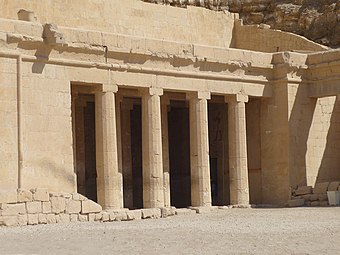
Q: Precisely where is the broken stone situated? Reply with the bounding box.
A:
[141,208,161,219]
[318,194,328,201]
[17,189,33,202]
[175,208,197,216]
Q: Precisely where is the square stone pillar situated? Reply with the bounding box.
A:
[188,92,212,207]
[161,95,171,207]
[141,88,164,208]
[115,94,124,209]
[226,94,250,206]
[95,85,122,209]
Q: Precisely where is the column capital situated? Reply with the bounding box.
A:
[225,94,249,103]
[186,91,211,100]
[140,87,163,96]
[102,84,118,93]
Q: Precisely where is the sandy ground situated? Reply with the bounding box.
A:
[0,207,339,255]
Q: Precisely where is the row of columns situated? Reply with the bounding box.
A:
[94,86,250,209]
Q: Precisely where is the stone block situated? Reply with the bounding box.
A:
[108,212,116,222]
[26,201,42,214]
[78,214,88,222]
[320,201,329,207]
[112,210,128,221]
[311,201,320,207]
[88,213,96,222]
[310,194,319,201]
[57,214,70,224]
[313,182,329,194]
[0,216,18,227]
[328,182,340,191]
[38,214,47,224]
[160,207,176,218]
[288,199,304,207]
[42,201,52,213]
[46,214,57,224]
[175,208,197,216]
[302,194,312,201]
[66,200,81,214]
[81,200,102,214]
[0,190,17,204]
[51,197,66,213]
[141,208,161,219]
[1,203,26,215]
[101,212,110,222]
[17,189,33,202]
[18,214,28,226]
[127,210,142,221]
[70,214,78,222]
[95,212,103,221]
[295,186,313,196]
[318,194,328,201]
[27,214,39,225]
[31,188,49,202]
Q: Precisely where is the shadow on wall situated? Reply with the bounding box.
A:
[316,96,340,183]
[288,83,317,187]
[31,159,75,192]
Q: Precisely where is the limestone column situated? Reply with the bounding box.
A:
[95,86,122,209]
[142,87,164,208]
[121,100,134,208]
[189,92,212,207]
[226,94,250,206]
[161,95,171,207]
[115,94,124,209]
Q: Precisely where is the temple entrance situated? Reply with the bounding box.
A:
[120,97,143,209]
[208,99,230,206]
[168,100,191,208]
[72,90,98,202]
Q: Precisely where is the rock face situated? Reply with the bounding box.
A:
[142,0,340,47]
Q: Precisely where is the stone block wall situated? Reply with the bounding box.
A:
[289,181,340,207]
[0,188,178,227]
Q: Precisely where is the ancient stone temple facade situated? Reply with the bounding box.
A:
[0,0,340,226]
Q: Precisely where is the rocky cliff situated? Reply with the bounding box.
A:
[142,0,340,47]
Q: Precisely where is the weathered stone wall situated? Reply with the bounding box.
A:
[142,0,340,47]
[289,181,340,207]
[0,0,236,48]
[0,188,179,227]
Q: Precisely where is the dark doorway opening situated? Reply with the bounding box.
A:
[130,102,143,209]
[73,93,97,202]
[208,100,230,206]
[168,101,191,208]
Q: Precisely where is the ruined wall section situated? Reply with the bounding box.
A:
[0,0,235,48]
[142,0,340,47]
